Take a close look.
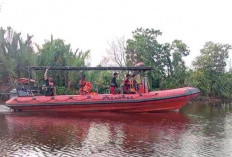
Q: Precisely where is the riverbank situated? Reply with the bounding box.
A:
[194,96,222,102]
[194,95,232,103]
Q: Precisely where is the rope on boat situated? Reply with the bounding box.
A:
[14,95,93,103]
[13,92,159,104]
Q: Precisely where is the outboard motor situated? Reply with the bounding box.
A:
[10,78,35,98]
[16,84,33,97]
[10,88,17,98]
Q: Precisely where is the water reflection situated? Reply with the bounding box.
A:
[0,102,232,156]
[181,102,232,156]
[1,112,188,156]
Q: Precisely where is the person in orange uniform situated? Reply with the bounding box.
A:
[123,74,131,94]
[110,72,118,94]
[79,75,87,95]
[130,74,139,94]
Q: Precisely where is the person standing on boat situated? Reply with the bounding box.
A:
[110,72,118,94]
[123,74,131,94]
[130,74,139,94]
[44,68,56,96]
[79,75,87,95]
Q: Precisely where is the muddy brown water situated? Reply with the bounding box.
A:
[0,101,232,157]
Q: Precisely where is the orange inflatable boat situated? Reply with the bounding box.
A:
[5,87,199,112]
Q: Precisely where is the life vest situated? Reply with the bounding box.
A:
[137,83,148,93]
[124,79,131,86]
[79,80,86,87]
[123,79,131,93]
[130,80,139,93]
[83,82,92,94]
[49,81,54,86]
[129,87,136,93]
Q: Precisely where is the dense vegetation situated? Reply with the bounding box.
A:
[0,27,232,98]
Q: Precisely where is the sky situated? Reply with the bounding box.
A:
[0,0,232,67]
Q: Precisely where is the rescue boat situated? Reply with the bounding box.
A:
[5,66,200,112]
[5,87,199,112]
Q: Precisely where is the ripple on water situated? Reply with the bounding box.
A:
[0,103,232,156]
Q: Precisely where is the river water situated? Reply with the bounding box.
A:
[0,101,232,157]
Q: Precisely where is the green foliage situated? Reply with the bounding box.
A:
[1,26,232,100]
[126,28,190,89]
[87,69,112,94]
[217,73,232,98]
[126,28,163,66]
[0,27,37,82]
[37,36,91,87]
[56,86,76,95]
[193,41,231,73]
[186,70,211,95]
[190,42,232,98]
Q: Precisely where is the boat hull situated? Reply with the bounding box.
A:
[5,87,200,112]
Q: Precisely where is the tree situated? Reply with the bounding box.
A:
[0,27,37,82]
[193,41,231,73]
[106,37,126,66]
[125,28,190,89]
[126,28,163,66]
[192,41,232,97]
[163,40,190,88]
[37,36,91,91]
